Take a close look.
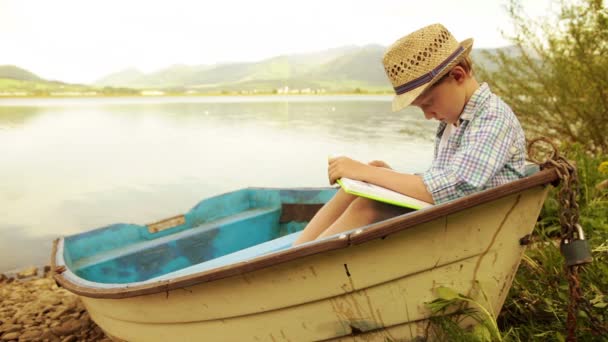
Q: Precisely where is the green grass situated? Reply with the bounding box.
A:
[426,144,608,341]
[0,78,99,95]
[497,145,608,341]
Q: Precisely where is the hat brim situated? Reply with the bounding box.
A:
[391,38,474,112]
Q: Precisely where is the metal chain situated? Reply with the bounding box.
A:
[528,137,580,241]
[527,137,583,342]
[566,266,581,341]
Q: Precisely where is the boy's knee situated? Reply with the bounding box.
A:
[347,198,412,223]
[347,198,385,222]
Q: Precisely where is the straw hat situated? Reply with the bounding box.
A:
[383,24,473,112]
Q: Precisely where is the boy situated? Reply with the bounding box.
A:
[293,23,526,246]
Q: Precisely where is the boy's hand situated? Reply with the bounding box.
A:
[368,160,392,169]
[328,156,369,185]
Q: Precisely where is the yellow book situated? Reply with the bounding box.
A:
[336,177,432,210]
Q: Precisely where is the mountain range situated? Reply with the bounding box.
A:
[0,45,517,94]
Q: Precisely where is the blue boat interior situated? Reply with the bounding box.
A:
[63,188,336,284]
[61,165,539,285]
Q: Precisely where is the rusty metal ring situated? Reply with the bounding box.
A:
[527,137,560,165]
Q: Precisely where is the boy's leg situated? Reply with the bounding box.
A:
[316,198,411,240]
[293,189,358,246]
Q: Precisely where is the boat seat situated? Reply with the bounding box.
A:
[72,206,282,272]
[148,232,299,281]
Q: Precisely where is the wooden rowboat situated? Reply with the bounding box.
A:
[51,166,558,341]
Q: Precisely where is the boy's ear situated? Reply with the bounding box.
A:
[450,66,467,83]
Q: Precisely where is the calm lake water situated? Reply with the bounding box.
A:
[0,95,436,272]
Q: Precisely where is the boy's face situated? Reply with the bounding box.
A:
[412,67,468,125]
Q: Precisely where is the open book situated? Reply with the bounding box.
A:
[336,178,433,210]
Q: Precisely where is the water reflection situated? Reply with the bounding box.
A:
[0,106,44,128]
[0,96,436,271]
[0,225,59,272]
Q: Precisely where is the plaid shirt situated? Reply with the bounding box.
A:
[421,83,526,204]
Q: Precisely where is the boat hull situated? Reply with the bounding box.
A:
[74,186,549,341]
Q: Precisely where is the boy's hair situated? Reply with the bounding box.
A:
[457,55,474,75]
[431,55,474,87]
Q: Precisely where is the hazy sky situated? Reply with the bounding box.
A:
[0,0,555,84]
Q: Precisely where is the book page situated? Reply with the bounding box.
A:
[339,178,432,209]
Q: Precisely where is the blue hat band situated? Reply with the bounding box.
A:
[394,46,465,95]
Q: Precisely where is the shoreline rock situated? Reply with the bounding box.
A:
[0,266,111,342]
[16,267,38,280]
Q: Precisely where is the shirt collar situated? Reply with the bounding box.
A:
[459,82,491,122]
[434,82,491,137]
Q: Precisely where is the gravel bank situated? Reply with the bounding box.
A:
[0,267,110,342]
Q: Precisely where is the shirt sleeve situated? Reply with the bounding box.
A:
[421,113,515,204]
